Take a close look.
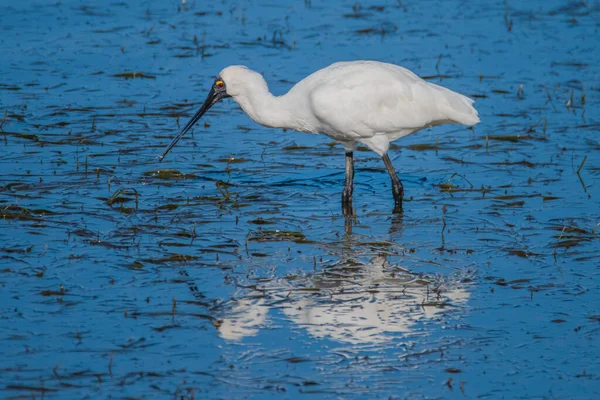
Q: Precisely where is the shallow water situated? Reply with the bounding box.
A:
[1,0,599,398]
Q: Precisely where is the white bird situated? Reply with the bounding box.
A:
[160,61,480,212]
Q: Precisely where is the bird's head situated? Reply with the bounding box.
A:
[159,65,268,161]
[219,65,268,98]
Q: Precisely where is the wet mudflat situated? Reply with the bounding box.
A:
[1,0,599,398]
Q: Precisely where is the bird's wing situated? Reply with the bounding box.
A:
[309,65,477,141]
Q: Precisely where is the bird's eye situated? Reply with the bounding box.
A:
[215,79,225,88]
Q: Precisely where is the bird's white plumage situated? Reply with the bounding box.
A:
[220,61,479,156]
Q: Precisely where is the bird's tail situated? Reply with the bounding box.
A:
[432,84,480,126]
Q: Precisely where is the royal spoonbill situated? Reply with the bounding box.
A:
[160,61,480,212]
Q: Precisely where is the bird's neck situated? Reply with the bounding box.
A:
[233,87,299,130]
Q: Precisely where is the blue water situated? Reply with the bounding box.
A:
[1,0,599,398]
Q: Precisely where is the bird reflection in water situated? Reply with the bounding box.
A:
[216,213,471,343]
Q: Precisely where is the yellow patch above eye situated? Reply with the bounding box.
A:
[215,80,224,88]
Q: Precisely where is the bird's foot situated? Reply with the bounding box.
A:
[341,185,353,215]
[342,191,353,204]
[341,199,354,217]
[391,180,404,213]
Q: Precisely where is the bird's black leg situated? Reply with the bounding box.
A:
[342,151,354,216]
[382,153,404,212]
